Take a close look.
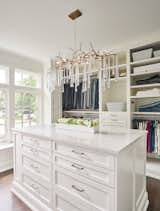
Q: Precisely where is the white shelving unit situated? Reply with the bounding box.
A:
[130,56,160,67]
[130,95,160,99]
[129,41,160,161]
[131,83,160,89]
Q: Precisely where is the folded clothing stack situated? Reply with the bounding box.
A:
[136,88,160,97]
[136,74,160,85]
[139,101,160,112]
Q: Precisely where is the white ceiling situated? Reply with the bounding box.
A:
[0,0,160,62]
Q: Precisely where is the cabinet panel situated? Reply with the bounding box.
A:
[22,144,50,162]
[22,174,50,205]
[56,171,114,211]
[23,136,51,151]
[55,155,115,187]
[14,133,22,182]
[56,196,82,211]
[56,144,115,170]
[23,155,50,179]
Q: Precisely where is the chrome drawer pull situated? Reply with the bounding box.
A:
[30,164,40,172]
[72,150,85,156]
[72,163,84,170]
[30,148,34,152]
[72,185,85,193]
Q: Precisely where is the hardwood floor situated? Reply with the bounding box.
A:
[0,170,31,211]
[0,171,160,211]
[147,177,160,211]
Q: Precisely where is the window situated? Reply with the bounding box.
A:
[15,69,41,88]
[0,90,7,137]
[0,62,43,141]
[0,65,9,139]
[15,92,40,129]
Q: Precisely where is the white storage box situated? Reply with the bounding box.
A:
[132,48,153,62]
[133,63,160,74]
[154,50,160,58]
[106,102,126,112]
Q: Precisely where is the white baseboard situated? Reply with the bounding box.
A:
[0,161,13,173]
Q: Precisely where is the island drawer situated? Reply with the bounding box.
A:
[56,195,83,211]
[23,135,51,151]
[22,174,50,205]
[23,155,50,179]
[55,194,103,211]
[55,144,115,171]
[22,144,51,162]
[55,156,115,187]
[55,170,114,211]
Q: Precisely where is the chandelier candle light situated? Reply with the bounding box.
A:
[47,9,119,93]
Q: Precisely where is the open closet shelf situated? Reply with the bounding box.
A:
[132,112,160,116]
[110,76,127,81]
[130,95,160,99]
[130,56,160,67]
[63,110,99,114]
[130,70,160,77]
[147,152,160,159]
[131,83,160,89]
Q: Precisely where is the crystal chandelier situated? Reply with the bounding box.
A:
[47,10,119,93]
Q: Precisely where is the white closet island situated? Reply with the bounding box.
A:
[12,125,148,211]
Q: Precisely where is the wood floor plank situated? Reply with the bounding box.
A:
[0,172,31,211]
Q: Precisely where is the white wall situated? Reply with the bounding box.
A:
[0,48,43,72]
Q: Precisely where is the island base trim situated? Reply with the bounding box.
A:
[11,181,53,211]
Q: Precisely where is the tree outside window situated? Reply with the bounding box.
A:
[15,76,39,129]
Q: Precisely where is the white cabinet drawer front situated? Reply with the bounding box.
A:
[101,112,127,122]
[100,112,127,132]
[56,144,115,170]
[56,196,82,211]
[55,156,115,187]
[56,171,114,211]
[22,174,50,205]
[22,144,50,161]
[23,136,51,151]
[23,156,50,179]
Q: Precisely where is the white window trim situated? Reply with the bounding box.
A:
[0,66,43,142]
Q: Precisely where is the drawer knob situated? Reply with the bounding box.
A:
[72,163,84,170]
[72,185,85,193]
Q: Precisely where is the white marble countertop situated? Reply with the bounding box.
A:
[12,125,146,155]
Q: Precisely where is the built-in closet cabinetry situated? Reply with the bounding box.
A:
[52,40,160,159]
[129,41,160,159]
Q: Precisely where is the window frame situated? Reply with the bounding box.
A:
[0,87,9,139]
[13,69,43,129]
[0,65,43,141]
